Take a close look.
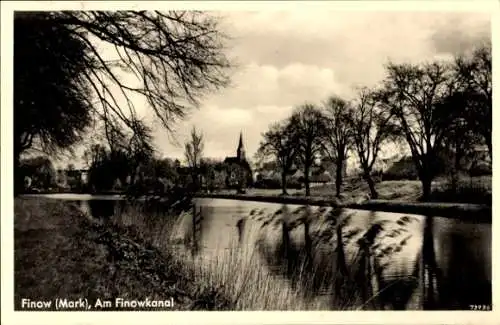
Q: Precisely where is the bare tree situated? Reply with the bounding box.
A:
[350,88,399,199]
[256,120,299,195]
[378,61,455,200]
[321,96,353,198]
[289,104,327,196]
[184,126,204,190]
[14,13,94,195]
[437,43,492,192]
[58,11,231,136]
[14,11,231,194]
[83,144,108,169]
[454,43,492,159]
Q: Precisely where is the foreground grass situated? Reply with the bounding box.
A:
[14,198,233,311]
[116,204,332,310]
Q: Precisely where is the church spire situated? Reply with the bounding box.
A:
[237,131,246,161]
[238,131,243,149]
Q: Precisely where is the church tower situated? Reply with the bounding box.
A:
[237,131,246,161]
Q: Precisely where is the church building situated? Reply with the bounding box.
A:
[223,132,253,189]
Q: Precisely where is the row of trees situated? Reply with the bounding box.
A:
[82,129,193,194]
[257,42,491,200]
[82,125,225,194]
[20,124,221,195]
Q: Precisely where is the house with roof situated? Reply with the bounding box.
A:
[55,168,88,190]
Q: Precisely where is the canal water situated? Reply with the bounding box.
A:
[25,194,492,310]
[191,198,491,310]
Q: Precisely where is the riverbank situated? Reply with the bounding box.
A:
[194,193,491,223]
[14,198,233,311]
[216,176,492,206]
[22,175,491,206]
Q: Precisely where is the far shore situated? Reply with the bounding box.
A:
[194,193,491,223]
[20,188,491,224]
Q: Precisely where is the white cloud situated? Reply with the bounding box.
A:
[204,62,348,110]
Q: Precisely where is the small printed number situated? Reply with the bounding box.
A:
[469,304,491,311]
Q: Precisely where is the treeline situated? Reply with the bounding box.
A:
[83,139,227,195]
[256,43,491,201]
[19,127,229,196]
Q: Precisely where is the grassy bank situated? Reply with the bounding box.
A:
[14,198,338,310]
[14,198,233,311]
[217,176,491,205]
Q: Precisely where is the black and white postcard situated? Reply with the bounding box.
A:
[1,1,498,325]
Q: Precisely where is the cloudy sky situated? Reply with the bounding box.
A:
[60,8,491,168]
[152,10,490,162]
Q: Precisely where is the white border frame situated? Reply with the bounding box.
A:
[2,1,499,324]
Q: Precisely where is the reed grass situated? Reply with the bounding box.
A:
[111,203,385,310]
[111,204,331,310]
[14,198,233,310]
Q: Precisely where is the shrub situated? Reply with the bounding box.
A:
[468,162,492,177]
[382,154,451,181]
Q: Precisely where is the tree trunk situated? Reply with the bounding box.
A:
[450,149,462,193]
[191,168,198,192]
[335,157,344,198]
[363,171,378,199]
[281,171,288,195]
[421,175,433,202]
[304,164,310,197]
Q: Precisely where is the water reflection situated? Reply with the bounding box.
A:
[433,217,492,309]
[70,196,490,311]
[87,199,116,219]
[192,198,491,311]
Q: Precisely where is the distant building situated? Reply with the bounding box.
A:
[310,169,332,184]
[55,169,88,190]
[223,132,253,189]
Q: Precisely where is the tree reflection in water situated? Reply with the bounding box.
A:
[420,216,442,309]
[192,201,491,311]
[437,222,492,309]
[88,199,116,220]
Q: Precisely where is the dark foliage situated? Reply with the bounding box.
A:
[14,13,94,194]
